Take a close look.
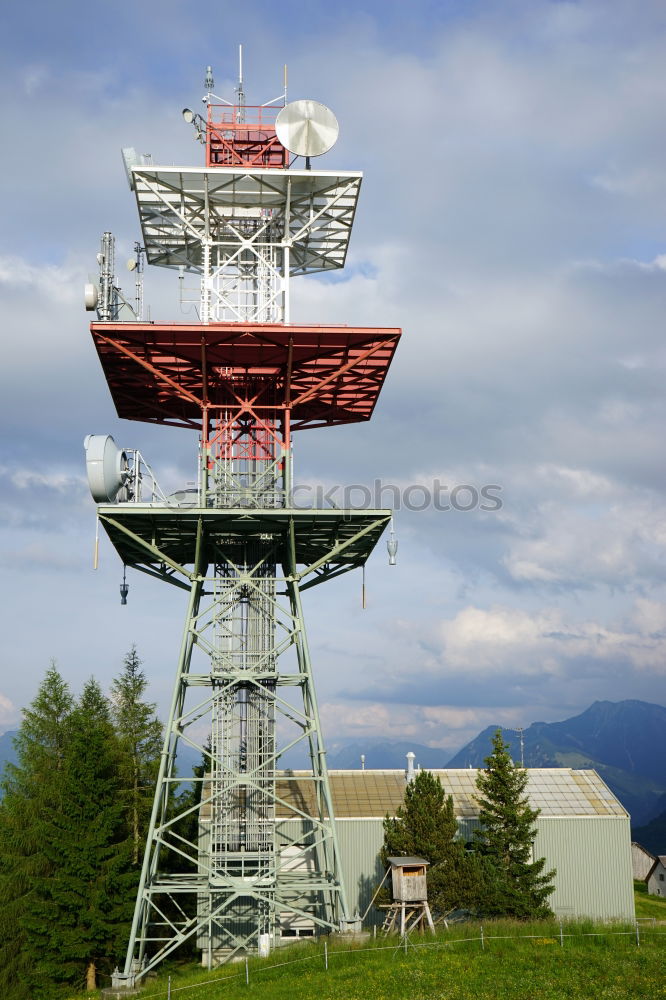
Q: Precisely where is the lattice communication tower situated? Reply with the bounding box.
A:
[84,61,401,988]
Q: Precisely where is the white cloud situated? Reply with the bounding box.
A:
[5,467,86,493]
[0,692,18,729]
[0,255,81,304]
[630,598,666,636]
[427,598,666,678]
[501,490,666,588]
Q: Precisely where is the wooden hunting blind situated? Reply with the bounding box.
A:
[387,856,429,902]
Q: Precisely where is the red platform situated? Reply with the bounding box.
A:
[91,322,401,431]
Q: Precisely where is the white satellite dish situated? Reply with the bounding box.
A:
[84,434,129,502]
[275,100,339,158]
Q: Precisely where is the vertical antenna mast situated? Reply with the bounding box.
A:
[132,242,144,321]
[236,44,245,123]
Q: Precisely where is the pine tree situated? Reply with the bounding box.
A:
[474,729,555,919]
[0,664,73,1000]
[23,679,134,996]
[110,645,163,866]
[380,770,481,915]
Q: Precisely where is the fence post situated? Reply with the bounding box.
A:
[245,956,249,984]
[636,923,640,948]
[324,939,328,970]
[403,933,407,955]
[167,975,172,1000]
[480,924,485,950]
[559,923,564,948]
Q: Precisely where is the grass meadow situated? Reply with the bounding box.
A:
[634,879,666,921]
[74,914,665,1000]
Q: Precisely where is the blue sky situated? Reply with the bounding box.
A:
[2,0,666,755]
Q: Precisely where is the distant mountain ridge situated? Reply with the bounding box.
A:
[446,700,666,827]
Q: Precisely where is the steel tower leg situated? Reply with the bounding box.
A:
[117,528,207,986]
[115,518,350,986]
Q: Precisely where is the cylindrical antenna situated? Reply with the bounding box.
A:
[283,64,288,103]
[387,518,398,566]
[94,515,100,570]
[205,65,214,92]
[236,44,245,123]
[98,231,115,321]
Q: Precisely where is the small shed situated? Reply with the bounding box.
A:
[387,856,429,902]
[631,842,656,881]
[647,856,666,896]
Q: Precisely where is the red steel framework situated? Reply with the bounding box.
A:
[206,104,288,168]
[91,321,401,438]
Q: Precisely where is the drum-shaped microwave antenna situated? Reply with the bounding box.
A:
[275,100,339,158]
[84,434,129,502]
[84,282,99,311]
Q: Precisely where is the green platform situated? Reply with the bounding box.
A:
[98,506,391,590]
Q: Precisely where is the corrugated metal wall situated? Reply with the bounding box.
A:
[283,815,635,923]
[336,820,386,924]
[200,811,635,947]
[535,817,635,921]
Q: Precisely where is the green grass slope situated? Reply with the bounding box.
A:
[634,879,666,920]
[74,921,663,1000]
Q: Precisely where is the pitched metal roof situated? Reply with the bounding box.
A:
[274,768,627,819]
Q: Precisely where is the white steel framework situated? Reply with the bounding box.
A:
[130,165,362,323]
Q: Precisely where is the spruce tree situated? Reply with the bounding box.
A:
[0,664,73,1000]
[110,645,163,866]
[381,769,458,865]
[380,769,481,915]
[23,679,133,996]
[474,729,555,918]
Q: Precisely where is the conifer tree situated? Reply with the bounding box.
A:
[381,769,458,864]
[110,645,163,866]
[23,679,133,996]
[380,769,481,914]
[0,664,73,1000]
[474,729,555,918]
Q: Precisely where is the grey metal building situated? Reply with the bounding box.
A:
[199,767,634,959]
[646,856,666,896]
[631,841,656,881]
